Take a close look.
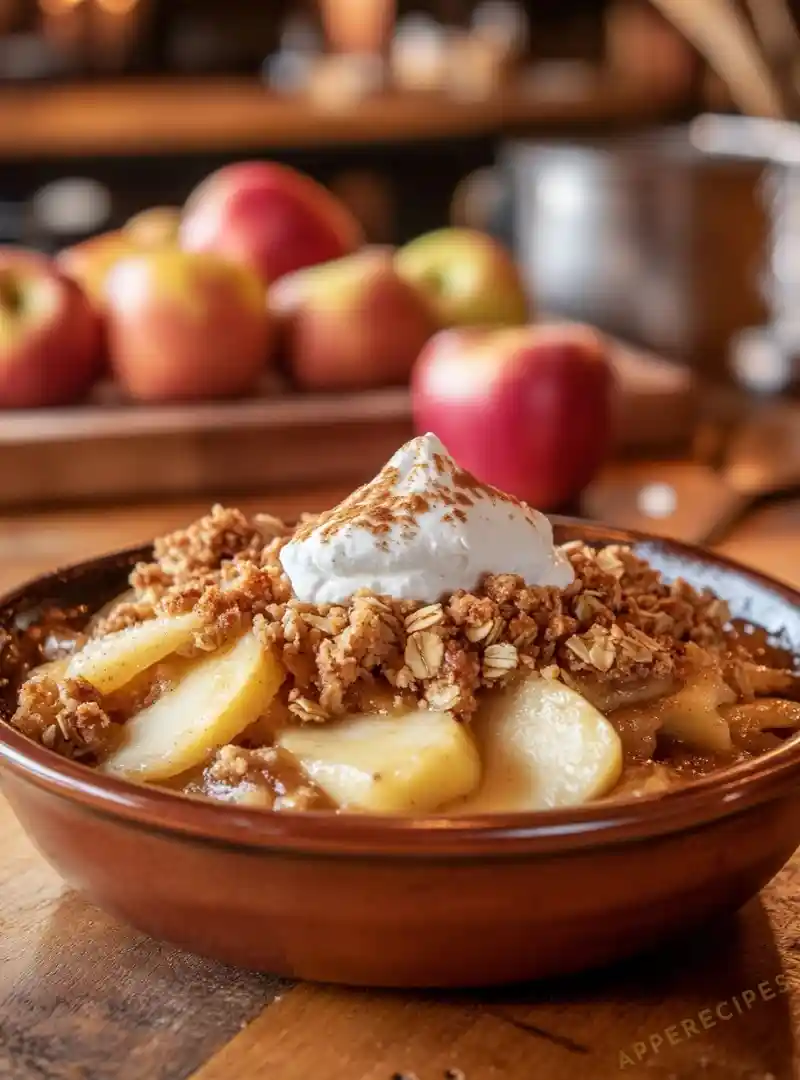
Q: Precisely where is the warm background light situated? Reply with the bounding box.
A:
[38,0,85,14]
[95,0,139,15]
[318,0,396,55]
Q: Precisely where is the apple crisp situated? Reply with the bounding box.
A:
[4,499,799,815]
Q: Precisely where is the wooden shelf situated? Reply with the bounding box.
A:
[0,74,687,159]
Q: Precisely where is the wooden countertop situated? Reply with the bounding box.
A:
[1,462,799,1080]
[0,74,685,159]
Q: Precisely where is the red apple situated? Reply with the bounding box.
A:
[124,206,182,248]
[412,324,615,509]
[272,248,436,391]
[57,231,140,308]
[104,249,274,402]
[0,247,102,408]
[180,162,364,285]
[396,228,529,328]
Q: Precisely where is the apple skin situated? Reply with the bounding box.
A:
[57,231,140,309]
[104,249,274,402]
[395,228,529,329]
[0,247,103,408]
[124,206,182,248]
[411,324,615,509]
[272,248,437,392]
[180,162,364,285]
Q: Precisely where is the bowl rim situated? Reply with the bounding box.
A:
[1,518,799,861]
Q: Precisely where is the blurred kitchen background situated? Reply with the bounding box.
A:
[2,0,701,248]
[0,0,773,346]
[0,0,800,544]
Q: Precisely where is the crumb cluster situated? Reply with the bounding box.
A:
[14,671,113,759]
[205,743,320,810]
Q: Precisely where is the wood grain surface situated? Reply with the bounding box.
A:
[0,464,798,1080]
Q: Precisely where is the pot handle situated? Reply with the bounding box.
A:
[689,112,800,162]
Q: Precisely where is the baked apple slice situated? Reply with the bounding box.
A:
[102,631,283,781]
[27,656,71,682]
[451,677,623,813]
[278,709,481,814]
[651,668,735,753]
[68,611,201,695]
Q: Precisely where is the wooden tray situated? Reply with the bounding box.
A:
[0,343,695,509]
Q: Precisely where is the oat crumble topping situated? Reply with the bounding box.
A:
[4,497,798,815]
[14,672,114,758]
[7,505,739,759]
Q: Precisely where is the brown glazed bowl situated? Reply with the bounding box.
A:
[1,521,799,989]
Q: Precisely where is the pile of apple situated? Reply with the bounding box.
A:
[0,159,614,507]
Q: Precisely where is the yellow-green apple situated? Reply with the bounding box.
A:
[104,249,273,402]
[57,230,140,309]
[271,248,436,391]
[0,247,102,408]
[180,161,364,285]
[124,206,182,248]
[412,324,615,509]
[395,227,529,328]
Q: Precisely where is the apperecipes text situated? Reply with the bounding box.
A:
[618,974,791,1070]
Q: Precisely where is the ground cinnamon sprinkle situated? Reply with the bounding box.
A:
[291,449,535,554]
[292,465,418,550]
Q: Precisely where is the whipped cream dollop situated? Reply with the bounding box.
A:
[280,433,574,604]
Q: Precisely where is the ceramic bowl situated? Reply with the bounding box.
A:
[1,521,799,988]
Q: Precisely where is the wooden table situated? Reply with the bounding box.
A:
[1,463,799,1080]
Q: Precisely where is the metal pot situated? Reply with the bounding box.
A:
[498,124,774,375]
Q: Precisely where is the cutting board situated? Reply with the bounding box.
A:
[0,341,696,509]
